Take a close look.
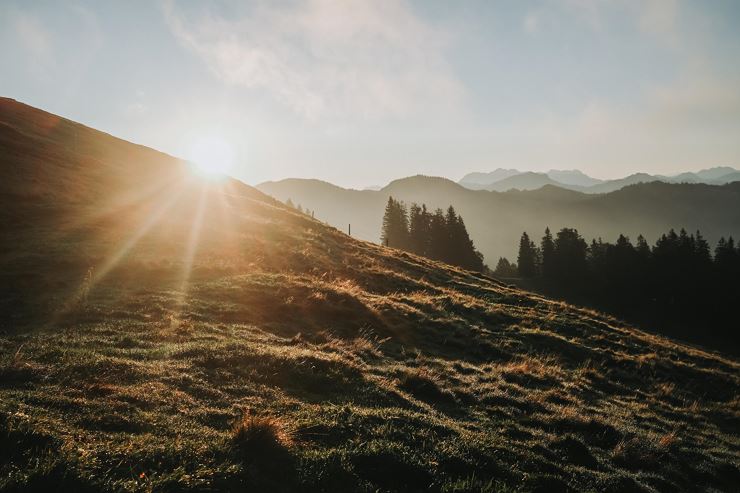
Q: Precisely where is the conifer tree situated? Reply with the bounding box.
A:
[381,201,483,271]
[635,234,650,259]
[694,230,711,265]
[408,203,430,256]
[381,197,409,249]
[541,227,555,280]
[494,257,517,277]
[427,208,448,261]
[588,238,608,276]
[517,232,537,277]
[453,214,483,271]
[552,228,588,288]
[445,206,459,264]
[714,236,738,269]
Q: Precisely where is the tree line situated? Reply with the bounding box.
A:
[381,197,484,271]
[285,198,314,218]
[497,227,740,352]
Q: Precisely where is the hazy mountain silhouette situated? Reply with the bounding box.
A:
[661,172,702,183]
[709,170,740,184]
[482,172,562,191]
[458,167,740,193]
[546,169,604,187]
[258,175,740,262]
[695,166,739,180]
[458,168,521,188]
[576,172,660,193]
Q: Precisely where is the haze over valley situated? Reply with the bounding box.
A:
[257,175,740,262]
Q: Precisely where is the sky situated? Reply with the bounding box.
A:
[1,0,739,188]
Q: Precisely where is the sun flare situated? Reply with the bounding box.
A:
[187,135,235,179]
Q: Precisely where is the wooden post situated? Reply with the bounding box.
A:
[348,224,351,236]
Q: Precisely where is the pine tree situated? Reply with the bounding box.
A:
[588,238,608,275]
[714,236,738,268]
[694,230,711,265]
[453,214,484,271]
[494,257,517,277]
[517,232,537,277]
[444,206,459,264]
[541,227,555,280]
[380,197,409,249]
[427,208,448,261]
[382,201,483,271]
[635,234,650,259]
[552,228,588,290]
[408,203,430,256]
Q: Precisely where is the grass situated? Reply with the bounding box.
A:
[0,98,739,492]
[1,260,737,492]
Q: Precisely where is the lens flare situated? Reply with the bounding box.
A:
[188,135,235,179]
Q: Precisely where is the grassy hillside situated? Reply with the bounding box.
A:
[1,99,739,492]
[257,176,740,262]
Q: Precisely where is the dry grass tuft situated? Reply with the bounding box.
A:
[657,431,679,449]
[612,435,669,471]
[232,414,294,461]
[655,382,675,398]
[398,368,454,404]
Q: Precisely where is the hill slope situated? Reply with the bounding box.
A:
[484,172,563,192]
[459,169,522,189]
[257,176,740,262]
[546,169,604,187]
[1,99,738,492]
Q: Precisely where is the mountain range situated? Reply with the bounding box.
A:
[258,176,740,263]
[459,167,740,193]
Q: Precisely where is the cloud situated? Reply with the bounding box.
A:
[163,0,464,121]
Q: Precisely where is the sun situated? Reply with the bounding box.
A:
[187,135,235,179]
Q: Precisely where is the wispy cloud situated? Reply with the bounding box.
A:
[163,0,464,121]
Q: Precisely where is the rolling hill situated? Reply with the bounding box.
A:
[257,176,740,263]
[459,169,523,189]
[545,170,604,187]
[1,98,739,492]
[483,172,562,192]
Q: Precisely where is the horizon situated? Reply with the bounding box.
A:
[2,1,740,188]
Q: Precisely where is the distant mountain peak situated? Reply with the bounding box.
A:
[546,169,603,187]
[459,168,522,188]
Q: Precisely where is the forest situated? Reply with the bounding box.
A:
[499,227,740,352]
[380,197,484,271]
